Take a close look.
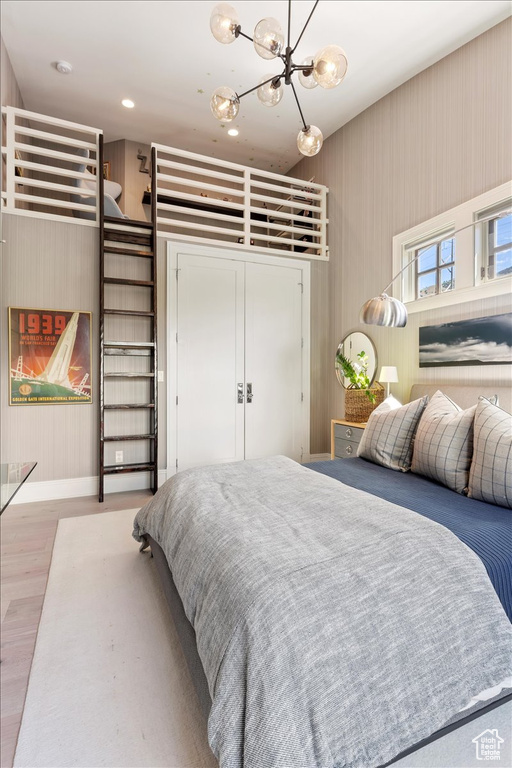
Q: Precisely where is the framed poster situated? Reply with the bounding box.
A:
[9,308,92,405]
[419,312,512,368]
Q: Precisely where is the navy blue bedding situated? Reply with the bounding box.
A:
[306,457,512,621]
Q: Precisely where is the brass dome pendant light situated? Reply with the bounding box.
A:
[209,1,348,157]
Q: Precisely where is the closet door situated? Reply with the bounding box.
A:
[176,253,245,470]
[244,261,303,462]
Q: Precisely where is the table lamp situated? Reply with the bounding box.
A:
[379,366,398,397]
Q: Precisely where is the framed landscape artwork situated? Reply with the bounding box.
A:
[419,312,512,368]
[9,307,92,405]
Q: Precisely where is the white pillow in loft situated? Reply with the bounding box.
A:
[82,169,122,200]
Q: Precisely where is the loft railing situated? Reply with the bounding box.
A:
[1,106,102,225]
[152,143,328,260]
[1,107,329,259]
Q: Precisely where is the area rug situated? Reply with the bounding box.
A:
[14,509,217,768]
[14,509,512,768]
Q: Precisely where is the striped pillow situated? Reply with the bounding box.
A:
[411,391,476,494]
[357,396,428,472]
[468,399,512,509]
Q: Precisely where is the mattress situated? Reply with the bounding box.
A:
[307,456,512,621]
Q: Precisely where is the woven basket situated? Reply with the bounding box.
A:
[344,383,385,423]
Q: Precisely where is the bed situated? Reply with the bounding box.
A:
[133,385,512,768]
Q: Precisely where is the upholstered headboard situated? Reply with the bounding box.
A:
[410,384,511,413]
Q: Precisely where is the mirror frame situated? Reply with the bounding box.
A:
[335,331,378,389]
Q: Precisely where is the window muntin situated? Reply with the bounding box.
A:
[415,236,455,298]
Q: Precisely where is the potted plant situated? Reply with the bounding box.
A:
[335,351,384,422]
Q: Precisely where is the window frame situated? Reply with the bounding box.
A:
[415,236,455,299]
[476,207,512,283]
[392,182,512,314]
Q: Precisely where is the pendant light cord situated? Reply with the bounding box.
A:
[292,0,319,54]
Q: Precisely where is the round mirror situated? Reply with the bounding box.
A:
[335,332,377,388]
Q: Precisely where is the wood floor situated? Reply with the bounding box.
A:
[0,490,152,768]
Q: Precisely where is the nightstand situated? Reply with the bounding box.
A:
[331,419,367,459]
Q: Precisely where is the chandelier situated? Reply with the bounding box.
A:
[209,1,348,157]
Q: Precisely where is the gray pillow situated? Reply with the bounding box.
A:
[468,399,512,509]
[357,395,428,472]
[411,390,476,494]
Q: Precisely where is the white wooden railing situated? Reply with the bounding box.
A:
[1,106,102,225]
[1,107,329,258]
[152,143,328,260]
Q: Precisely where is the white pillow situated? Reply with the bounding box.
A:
[468,398,512,508]
[357,396,428,472]
[411,390,476,494]
[81,169,122,200]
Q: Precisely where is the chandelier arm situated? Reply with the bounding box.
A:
[237,71,286,100]
[290,81,309,132]
[236,28,254,43]
[291,0,320,54]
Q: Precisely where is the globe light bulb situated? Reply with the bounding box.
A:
[298,58,317,89]
[210,86,240,121]
[313,45,348,89]
[297,125,323,157]
[253,17,284,60]
[210,3,239,44]
[257,75,283,107]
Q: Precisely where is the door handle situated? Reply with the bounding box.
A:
[237,383,244,403]
[247,382,253,403]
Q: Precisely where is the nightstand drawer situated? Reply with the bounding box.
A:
[335,438,359,458]
[334,423,364,445]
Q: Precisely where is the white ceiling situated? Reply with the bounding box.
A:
[2,0,510,173]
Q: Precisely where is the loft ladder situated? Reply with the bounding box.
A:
[99,144,158,501]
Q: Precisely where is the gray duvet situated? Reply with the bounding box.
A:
[133,456,512,768]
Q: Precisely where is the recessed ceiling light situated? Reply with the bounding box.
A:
[122,99,135,109]
[55,60,73,75]
[228,128,239,136]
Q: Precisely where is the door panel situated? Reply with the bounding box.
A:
[244,262,303,461]
[176,253,245,470]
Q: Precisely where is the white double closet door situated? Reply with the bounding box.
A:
[171,248,308,472]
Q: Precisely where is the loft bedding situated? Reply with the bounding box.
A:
[133,455,512,768]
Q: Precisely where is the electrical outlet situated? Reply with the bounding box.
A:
[115,450,123,464]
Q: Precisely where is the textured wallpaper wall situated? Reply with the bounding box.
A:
[1,19,511,480]
[291,18,512,453]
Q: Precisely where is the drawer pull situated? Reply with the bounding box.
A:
[345,444,353,455]
[345,428,352,438]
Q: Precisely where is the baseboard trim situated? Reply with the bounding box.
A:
[12,454,332,504]
[11,470,169,505]
[303,453,331,463]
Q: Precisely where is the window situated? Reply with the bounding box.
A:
[484,212,512,281]
[393,182,512,314]
[416,236,455,298]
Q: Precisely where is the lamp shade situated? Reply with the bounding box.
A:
[253,17,284,59]
[210,3,239,44]
[297,125,323,157]
[257,75,283,107]
[360,293,407,327]
[210,86,240,121]
[298,58,317,89]
[313,45,348,89]
[378,366,398,384]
